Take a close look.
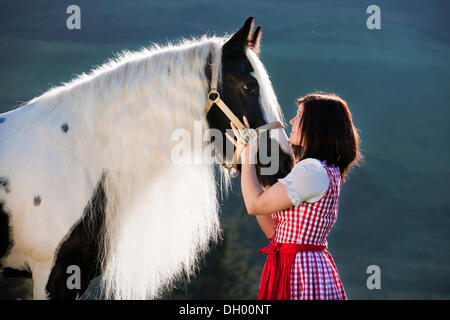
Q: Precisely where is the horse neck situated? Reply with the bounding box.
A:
[15,40,221,200]
[75,41,221,191]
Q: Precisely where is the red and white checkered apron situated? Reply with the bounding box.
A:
[268,160,347,300]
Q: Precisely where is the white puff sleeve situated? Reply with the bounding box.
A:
[278,158,330,206]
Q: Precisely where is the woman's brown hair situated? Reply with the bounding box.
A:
[291,92,362,182]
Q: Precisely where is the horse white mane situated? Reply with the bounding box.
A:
[6,35,284,299]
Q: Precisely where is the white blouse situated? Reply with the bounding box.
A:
[278,158,330,206]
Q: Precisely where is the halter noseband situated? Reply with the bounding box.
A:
[205,53,284,178]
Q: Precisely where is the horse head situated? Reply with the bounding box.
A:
[206,17,294,186]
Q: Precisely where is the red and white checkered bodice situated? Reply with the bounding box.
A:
[272,160,341,246]
[269,160,347,299]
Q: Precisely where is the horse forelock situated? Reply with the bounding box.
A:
[245,48,285,125]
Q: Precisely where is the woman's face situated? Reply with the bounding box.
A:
[288,103,303,146]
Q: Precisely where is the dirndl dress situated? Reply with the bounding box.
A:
[258,159,347,300]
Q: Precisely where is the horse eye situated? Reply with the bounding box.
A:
[242,83,257,96]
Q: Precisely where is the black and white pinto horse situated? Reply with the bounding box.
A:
[0,17,294,299]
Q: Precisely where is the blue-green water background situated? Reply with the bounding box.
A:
[0,0,449,299]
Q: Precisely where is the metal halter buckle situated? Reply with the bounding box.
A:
[208,90,220,104]
[228,167,239,178]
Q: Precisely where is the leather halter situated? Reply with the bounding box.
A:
[205,53,284,178]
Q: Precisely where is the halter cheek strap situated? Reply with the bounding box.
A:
[205,52,284,178]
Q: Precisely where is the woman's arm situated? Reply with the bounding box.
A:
[255,215,275,239]
[255,186,276,238]
[227,118,295,216]
[241,158,294,215]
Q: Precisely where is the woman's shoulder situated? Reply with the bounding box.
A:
[293,158,330,190]
[278,158,330,206]
[294,158,328,176]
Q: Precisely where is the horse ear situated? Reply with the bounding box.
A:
[223,16,254,54]
[249,26,262,55]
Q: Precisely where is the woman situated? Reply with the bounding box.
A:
[226,92,362,300]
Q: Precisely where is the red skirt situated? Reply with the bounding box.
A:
[258,240,327,300]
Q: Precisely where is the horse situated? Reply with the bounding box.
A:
[0,17,294,299]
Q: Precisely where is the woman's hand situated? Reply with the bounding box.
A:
[225,116,259,164]
[225,116,294,215]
